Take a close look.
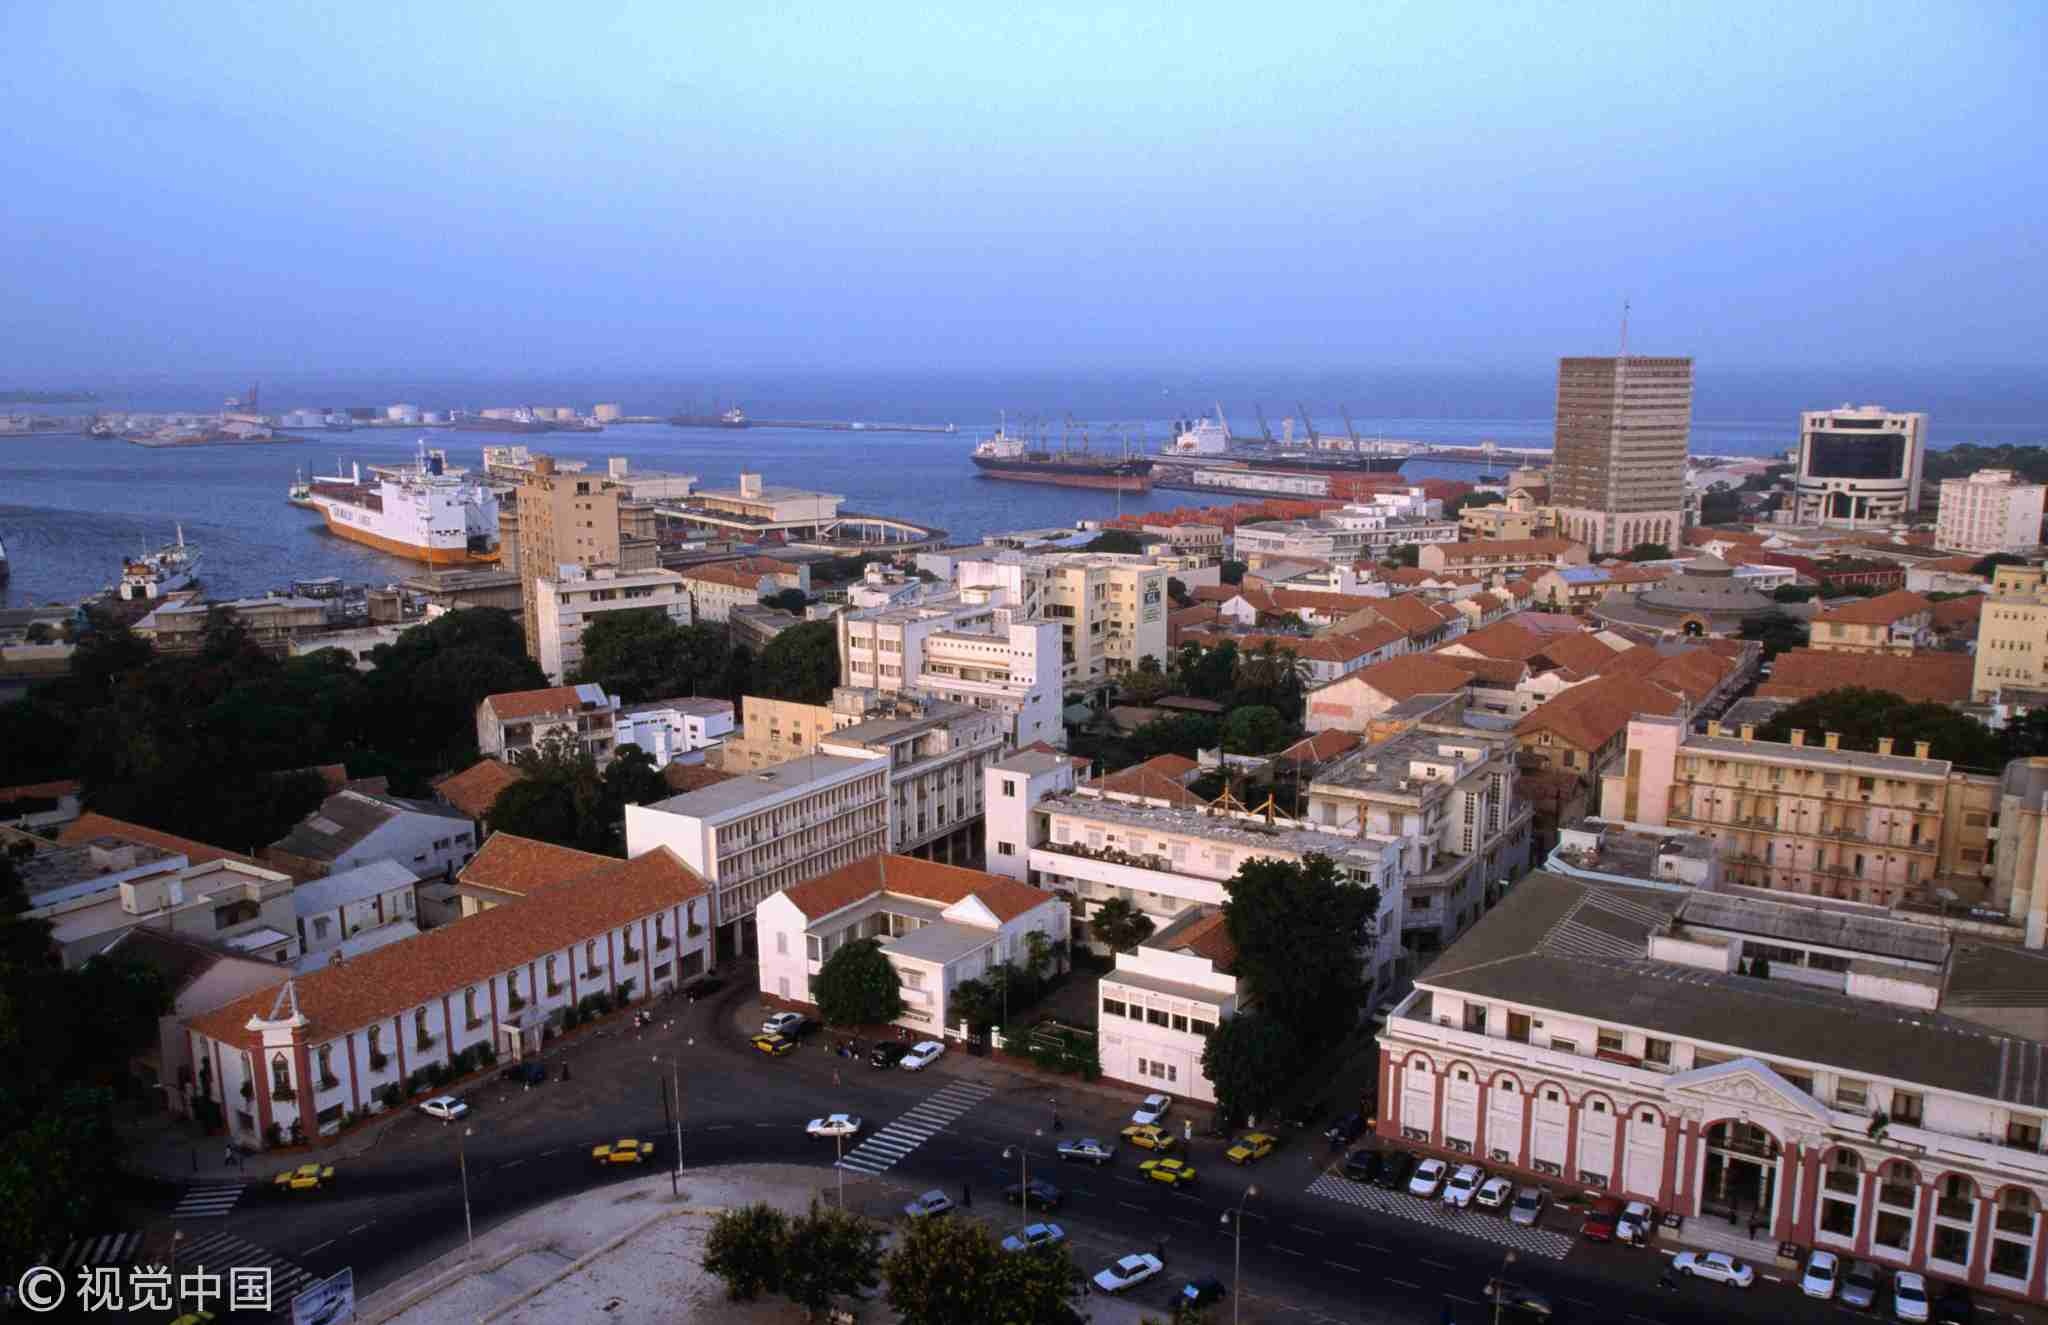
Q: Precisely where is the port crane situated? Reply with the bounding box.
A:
[1254,404,1274,444]
[1297,402,1321,447]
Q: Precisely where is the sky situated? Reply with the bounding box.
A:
[2,1,2043,384]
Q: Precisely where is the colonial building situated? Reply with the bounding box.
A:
[1973,564,2048,703]
[477,684,621,766]
[1807,590,1935,656]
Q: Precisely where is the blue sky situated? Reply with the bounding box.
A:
[2,1,2042,380]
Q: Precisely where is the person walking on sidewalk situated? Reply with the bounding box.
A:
[222,1144,238,1169]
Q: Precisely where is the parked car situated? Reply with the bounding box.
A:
[1056,1136,1116,1166]
[761,1011,808,1037]
[1179,1277,1227,1312]
[1374,1151,1416,1192]
[1580,1196,1624,1242]
[682,973,725,997]
[1282,1097,1326,1130]
[1225,1133,1276,1165]
[1800,1249,1840,1300]
[1443,1164,1485,1207]
[1132,1093,1173,1126]
[1000,1222,1066,1253]
[418,1095,469,1122]
[590,1138,653,1166]
[1121,1123,1174,1152]
[1003,1178,1063,1210]
[1616,1200,1656,1246]
[1139,1157,1198,1188]
[1508,1185,1548,1227]
[1407,1157,1448,1198]
[1840,1260,1882,1311]
[868,1042,910,1069]
[749,1033,795,1057]
[903,1190,955,1219]
[899,1040,946,1071]
[1092,1253,1164,1294]
[1342,1150,1384,1184]
[272,1162,335,1194]
[1485,1280,1557,1320]
[500,1061,547,1086]
[1892,1271,1930,1323]
[1475,1176,1514,1211]
[1324,1112,1365,1145]
[1671,1250,1755,1288]
[805,1114,863,1139]
[1931,1284,1976,1324]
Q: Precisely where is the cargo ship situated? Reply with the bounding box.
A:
[970,424,1154,492]
[0,531,9,585]
[1155,412,1405,475]
[302,444,500,565]
[453,409,553,433]
[668,406,750,429]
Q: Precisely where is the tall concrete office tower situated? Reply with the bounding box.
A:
[1550,356,1693,555]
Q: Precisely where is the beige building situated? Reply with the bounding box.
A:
[1602,715,1995,909]
[838,594,1064,749]
[1807,589,1935,656]
[1938,469,2046,555]
[1994,759,2048,947]
[513,456,621,661]
[1550,356,1693,555]
[819,696,1006,863]
[955,551,1168,685]
[532,563,693,682]
[717,696,840,772]
[1972,564,2048,702]
[1417,538,1588,579]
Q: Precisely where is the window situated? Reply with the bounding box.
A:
[2008,1116,2042,1151]
[1837,1078,1868,1111]
[313,916,331,940]
[997,841,1015,857]
[1190,1019,1214,1037]
[1002,779,1017,797]
[1148,1008,1170,1028]
[1597,1029,1625,1054]
[1171,1014,1188,1032]
[1463,1005,1488,1034]
[272,1053,291,1092]
[776,931,788,956]
[1102,998,1127,1018]
[1643,1037,1672,1065]
[902,970,925,991]
[1891,1090,1923,1125]
[1549,1037,1577,1053]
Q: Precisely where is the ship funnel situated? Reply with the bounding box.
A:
[428,453,445,476]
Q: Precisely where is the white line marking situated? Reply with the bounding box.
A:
[1325,1260,1362,1272]
[303,1240,335,1256]
[1446,1295,1479,1305]
[1388,1277,1422,1289]
[1291,1223,1321,1235]
[1118,1201,1147,1212]
[1272,1247,1305,1257]
[348,1223,372,1235]
[1422,1259,1452,1270]
[501,1159,524,1169]
[541,1148,563,1156]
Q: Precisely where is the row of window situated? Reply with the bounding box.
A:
[1101,997,1215,1037]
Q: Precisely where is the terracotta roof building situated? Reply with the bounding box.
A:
[1303,655,1477,733]
[57,813,253,870]
[432,759,523,822]
[1756,648,1976,705]
[1808,589,1935,656]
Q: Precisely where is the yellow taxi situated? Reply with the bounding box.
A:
[170,1313,215,1325]
[592,1138,653,1165]
[1225,1133,1277,1165]
[271,1162,335,1194]
[1120,1123,1175,1152]
[750,1033,797,1057]
[1138,1157,1198,1188]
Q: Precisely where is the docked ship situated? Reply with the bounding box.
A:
[1155,411,1406,475]
[453,409,554,434]
[970,423,1154,492]
[302,444,500,564]
[0,531,9,584]
[667,406,750,429]
[116,526,201,601]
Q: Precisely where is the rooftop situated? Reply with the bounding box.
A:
[780,853,1056,925]
[291,858,419,918]
[269,789,468,862]
[1313,723,1510,798]
[991,749,1082,777]
[432,759,523,819]
[621,696,735,719]
[884,918,998,964]
[1148,904,1239,973]
[1812,589,1933,628]
[57,813,251,870]
[1675,888,1951,967]
[1683,730,1952,778]
[1040,791,1391,862]
[19,836,182,906]
[643,754,883,820]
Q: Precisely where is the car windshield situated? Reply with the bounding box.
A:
[1899,1283,1926,1302]
[1811,1264,1833,1280]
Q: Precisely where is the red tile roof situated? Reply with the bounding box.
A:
[482,686,596,721]
[1088,754,1211,806]
[1434,653,1528,686]
[1755,649,1975,704]
[1275,730,1362,765]
[1931,595,1985,630]
[780,853,1058,924]
[1812,589,1933,628]
[1160,908,1238,973]
[681,564,773,591]
[190,845,708,1044]
[1365,594,1453,637]
[461,832,617,899]
[1021,740,1092,771]
[0,779,81,801]
[1446,620,1552,661]
[1433,537,1579,562]
[1339,654,1475,701]
[1514,673,1686,754]
[1531,633,1627,676]
[57,813,252,869]
[432,759,523,819]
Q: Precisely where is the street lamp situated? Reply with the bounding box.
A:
[654,1042,690,1198]
[1491,1249,1518,1325]
[1220,1184,1258,1325]
[459,1126,476,1257]
[1002,1130,1044,1221]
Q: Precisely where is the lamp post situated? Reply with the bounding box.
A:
[1221,1184,1258,1325]
[654,1041,691,1198]
[834,1131,845,1209]
[1492,1249,1518,1325]
[460,1125,476,1257]
[1002,1130,1043,1221]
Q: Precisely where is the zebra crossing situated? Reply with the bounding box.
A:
[171,1228,319,1308]
[52,1232,143,1271]
[836,1080,993,1175]
[173,1182,248,1218]
[1306,1172,1575,1261]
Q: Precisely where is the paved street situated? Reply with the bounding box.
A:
[118,976,2047,1325]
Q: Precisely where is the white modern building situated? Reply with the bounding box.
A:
[266,790,478,884]
[1793,406,1928,527]
[1937,469,2046,555]
[531,563,693,682]
[1232,504,1461,562]
[614,697,735,767]
[291,858,420,969]
[1097,906,1243,1106]
[838,593,1064,748]
[477,684,621,766]
[753,853,1067,1035]
[952,551,1169,685]
[819,696,1007,863]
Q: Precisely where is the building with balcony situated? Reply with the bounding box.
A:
[477,683,622,766]
[183,840,710,1148]
[531,564,693,681]
[1807,590,1935,656]
[753,854,1066,1034]
[1231,507,1460,562]
[1792,405,1927,528]
[838,593,1063,749]
[625,753,890,953]
[952,551,1168,685]
[1378,870,2048,1308]
[1973,564,2048,703]
[1937,470,2046,555]
[1543,819,1722,892]
[1417,538,1589,581]
[715,696,840,772]
[818,695,1006,863]
[1601,715,1997,910]
[1097,907,1242,1105]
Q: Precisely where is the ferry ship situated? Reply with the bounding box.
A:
[302,444,500,564]
[970,421,1154,492]
[116,526,201,601]
[1155,410,1405,475]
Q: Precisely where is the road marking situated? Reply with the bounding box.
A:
[1118,1201,1148,1212]
[1171,1216,1201,1227]
[1567,1300,1596,1310]
[1324,1260,1361,1272]
[1422,1259,1452,1270]
[542,1148,563,1156]
[303,1240,335,1256]
[1361,1242,1390,1253]
[348,1223,372,1235]
[753,1122,776,1128]
[1291,1223,1321,1235]
[705,1124,734,1131]
[1627,1316,1662,1324]
[1445,1295,1479,1305]
[1113,1176,1148,1188]
[1272,1247,1305,1257]
[1388,1277,1422,1290]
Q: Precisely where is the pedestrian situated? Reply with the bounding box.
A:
[962,1182,972,1208]
[560,1061,571,1083]
[223,1143,237,1168]
[833,1070,842,1087]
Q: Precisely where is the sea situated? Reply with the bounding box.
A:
[3,373,2043,608]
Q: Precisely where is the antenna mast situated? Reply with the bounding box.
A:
[1619,298,1631,361]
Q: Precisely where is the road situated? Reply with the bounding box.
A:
[143,981,2009,1324]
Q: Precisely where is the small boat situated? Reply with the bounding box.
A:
[116,525,201,601]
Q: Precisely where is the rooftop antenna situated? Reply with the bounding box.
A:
[1619,297,1631,361]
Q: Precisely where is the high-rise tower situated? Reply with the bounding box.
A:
[1550,356,1693,555]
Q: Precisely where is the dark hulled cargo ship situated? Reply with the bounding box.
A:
[970,427,1154,492]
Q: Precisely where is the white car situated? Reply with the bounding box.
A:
[1800,1249,1839,1300]
[900,1040,946,1071]
[1408,1157,1448,1198]
[1475,1175,1515,1210]
[806,1114,863,1139]
[1893,1270,1930,1323]
[1131,1093,1173,1126]
[762,1011,807,1037]
[1442,1164,1485,1207]
[1616,1200,1656,1245]
[1672,1250,1755,1288]
[1001,1222,1066,1253]
[418,1095,469,1122]
[903,1190,955,1219]
[1092,1252,1164,1294]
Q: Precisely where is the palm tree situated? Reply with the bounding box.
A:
[1088,897,1155,954]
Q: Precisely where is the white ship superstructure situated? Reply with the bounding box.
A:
[304,443,500,565]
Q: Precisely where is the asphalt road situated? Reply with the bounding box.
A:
[144,983,2010,1325]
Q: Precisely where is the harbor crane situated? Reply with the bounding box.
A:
[1341,405,1361,444]
[1297,402,1320,446]
[1254,404,1274,443]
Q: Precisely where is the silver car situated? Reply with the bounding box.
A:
[1841,1260,1883,1311]
[1508,1185,1547,1227]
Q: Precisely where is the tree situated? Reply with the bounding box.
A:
[1221,704,1288,755]
[600,743,669,817]
[485,777,583,848]
[0,698,73,786]
[1185,640,1239,701]
[1127,714,1217,761]
[812,937,905,1027]
[1620,542,1673,562]
[1972,553,2028,579]
[703,1202,790,1301]
[1086,529,1148,555]
[782,1201,883,1314]
[1444,491,1504,519]
[883,1208,1077,1325]
[1167,577,1191,607]
[1089,897,1155,953]
[1201,1012,1300,1124]
[753,621,840,704]
[948,976,1001,1035]
[1223,854,1378,1049]
[1699,488,1745,525]
[490,737,611,853]
[571,609,689,703]
[1385,543,1420,568]
[1122,654,1171,705]
[1771,585,1818,604]
[1756,687,2005,770]
[1739,609,1808,662]
[1219,560,1247,586]
[764,587,811,613]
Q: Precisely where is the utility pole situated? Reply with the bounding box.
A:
[460,1126,475,1257]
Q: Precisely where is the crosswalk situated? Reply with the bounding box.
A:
[173,1182,248,1219]
[1306,1171,1576,1261]
[52,1232,143,1271]
[171,1229,318,1309]
[836,1080,993,1176]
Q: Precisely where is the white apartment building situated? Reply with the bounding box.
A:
[819,696,1006,863]
[1097,906,1242,1105]
[625,754,890,952]
[267,790,477,884]
[1793,405,1928,527]
[838,593,1064,748]
[532,563,693,682]
[1380,871,2048,1310]
[953,551,1169,685]
[754,853,1067,1035]
[1937,469,2046,555]
[291,859,419,971]
[30,852,301,970]
[1232,506,1461,562]
[614,697,735,767]
[478,683,621,766]
[1304,718,1533,953]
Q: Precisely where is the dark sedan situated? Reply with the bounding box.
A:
[1342,1149,1384,1183]
[868,1042,910,1069]
[1373,1150,1416,1192]
[1003,1178,1063,1211]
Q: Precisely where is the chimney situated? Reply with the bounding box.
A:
[1914,740,1932,760]
[1790,729,1805,748]
[1825,731,1840,751]
[533,454,556,476]
[1739,724,1755,742]
[739,472,763,498]
[1706,721,1723,738]
[1877,737,1894,756]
